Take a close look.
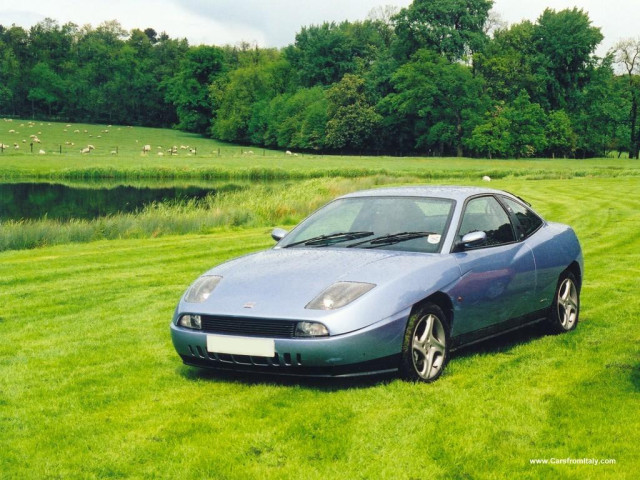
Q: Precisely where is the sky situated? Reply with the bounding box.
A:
[0,0,637,55]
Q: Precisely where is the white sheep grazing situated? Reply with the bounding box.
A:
[482,175,491,182]
[87,145,95,150]
[158,152,164,156]
[39,149,46,154]
[14,144,19,149]
[81,147,91,154]
[285,150,292,155]
[142,144,151,153]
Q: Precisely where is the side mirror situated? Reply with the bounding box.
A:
[271,228,288,242]
[458,231,487,250]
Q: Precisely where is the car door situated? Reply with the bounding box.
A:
[448,195,537,340]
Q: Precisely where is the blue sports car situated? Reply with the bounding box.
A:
[171,186,583,382]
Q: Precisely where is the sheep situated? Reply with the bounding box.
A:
[8,129,15,133]
[81,147,91,154]
[110,150,117,155]
[482,175,491,182]
[286,150,292,155]
[158,151,164,156]
[0,143,9,149]
[87,145,95,150]
[74,129,80,133]
[142,144,151,153]
[14,144,19,149]
[39,149,46,154]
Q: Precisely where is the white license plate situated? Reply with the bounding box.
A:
[206,334,275,357]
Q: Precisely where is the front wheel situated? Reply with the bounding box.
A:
[400,303,450,382]
[548,271,580,334]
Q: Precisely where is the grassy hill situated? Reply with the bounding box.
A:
[2,119,640,182]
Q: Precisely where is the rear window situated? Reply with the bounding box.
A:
[500,196,543,240]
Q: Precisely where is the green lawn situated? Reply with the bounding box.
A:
[1,176,638,479]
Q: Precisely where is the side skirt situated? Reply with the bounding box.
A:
[450,307,550,352]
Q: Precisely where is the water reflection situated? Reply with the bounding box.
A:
[0,182,245,221]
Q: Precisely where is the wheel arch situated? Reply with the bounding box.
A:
[565,261,582,290]
[411,292,454,332]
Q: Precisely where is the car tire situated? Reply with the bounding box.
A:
[548,271,580,334]
[400,303,450,382]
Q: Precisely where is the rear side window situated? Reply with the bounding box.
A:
[500,196,543,240]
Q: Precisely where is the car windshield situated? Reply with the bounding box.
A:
[279,196,454,253]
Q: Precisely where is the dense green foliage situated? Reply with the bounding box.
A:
[2,1,640,157]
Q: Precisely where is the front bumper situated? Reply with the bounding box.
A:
[170,309,408,377]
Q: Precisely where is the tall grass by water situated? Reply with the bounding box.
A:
[0,177,398,251]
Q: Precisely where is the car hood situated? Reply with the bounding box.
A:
[179,247,459,334]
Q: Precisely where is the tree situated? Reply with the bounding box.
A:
[613,38,640,158]
[474,21,541,103]
[325,74,382,151]
[504,91,547,158]
[466,103,511,158]
[381,49,487,156]
[27,62,64,116]
[165,45,226,133]
[545,110,575,158]
[392,0,493,61]
[284,20,387,87]
[467,92,547,158]
[532,8,603,111]
[211,57,294,143]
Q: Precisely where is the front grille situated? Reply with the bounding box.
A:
[200,315,297,338]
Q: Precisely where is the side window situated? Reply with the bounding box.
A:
[500,196,543,240]
[459,196,515,247]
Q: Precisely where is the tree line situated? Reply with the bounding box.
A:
[1,0,639,158]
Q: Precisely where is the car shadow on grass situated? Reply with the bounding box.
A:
[450,321,549,360]
[177,364,395,391]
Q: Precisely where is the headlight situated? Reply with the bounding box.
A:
[184,275,222,303]
[178,314,202,329]
[305,281,376,310]
[295,321,329,337]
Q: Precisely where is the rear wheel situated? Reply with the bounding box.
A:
[548,271,580,334]
[400,303,450,382]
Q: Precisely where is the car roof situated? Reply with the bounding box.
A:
[339,185,507,202]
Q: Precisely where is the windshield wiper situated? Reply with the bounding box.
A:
[347,231,438,248]
[283,231,374,248]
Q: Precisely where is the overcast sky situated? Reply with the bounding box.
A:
[0,0,636,55]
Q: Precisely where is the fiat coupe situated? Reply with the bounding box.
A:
[170,186,582,382]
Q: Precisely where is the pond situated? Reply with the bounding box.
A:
[0,182,243,221]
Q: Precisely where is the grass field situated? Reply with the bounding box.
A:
[1,171,639,478]
[3,119,640,182]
